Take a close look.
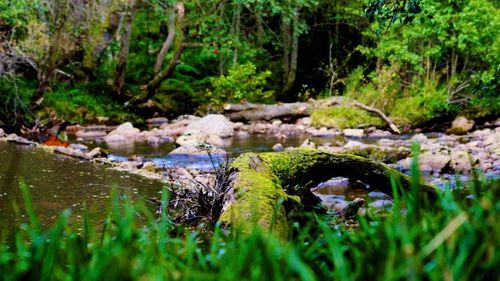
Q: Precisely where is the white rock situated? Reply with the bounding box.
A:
[343,129,364,138]
[272,143,284,152]
[184,114,234,138]
[104,134,129,143]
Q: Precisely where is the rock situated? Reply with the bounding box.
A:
[368,129,392,138]
[272,143,284,152]
[69,143,88,151]
[75,130,107,139]
[420,153,451,173]
[169,145,227,155]
[206,134,226,147]
[343,140,367,150]
[53,146,88,159]
[0,128,5,137]
[142,161,158,172]
[370,199,393,209]
[483,133,499,147]
[447,116,475,135]
[146,117,169,127]
[147,136,160,145]
[300,139,316,149]
[271,120,282,126]
[411,133,428,143]
[7,134,33,145]
[450,150,472,173]
[87,147,107,159]
[184,114,234,138]
[176,132,226,148]
[113,122,140,138]
[312,127,337,137]
[298,117,312,126]
[104,134,129,143]
[343,129,364,138]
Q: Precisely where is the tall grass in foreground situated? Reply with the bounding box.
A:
[1,174,499,280]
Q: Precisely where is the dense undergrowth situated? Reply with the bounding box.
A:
[1,168,498,280]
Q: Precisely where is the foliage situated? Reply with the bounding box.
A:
[43,83,142,124]
[311,106,384,129]
[360,0,500,117]
[1,168,499,280]
[207,63,274,106]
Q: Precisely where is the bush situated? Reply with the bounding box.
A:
[311,106,384,129]
[207,63,274,106]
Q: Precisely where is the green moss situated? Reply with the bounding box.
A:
[220,149,437,239]
[311,106,384,129]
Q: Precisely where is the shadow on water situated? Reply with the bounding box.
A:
[0,142,164,232]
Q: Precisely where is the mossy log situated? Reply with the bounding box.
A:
[224,96,401,134]
[219,149,436,239]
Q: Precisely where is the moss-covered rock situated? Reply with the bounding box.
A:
[220,149,436,239]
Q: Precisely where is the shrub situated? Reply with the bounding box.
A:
[207,62,274,106]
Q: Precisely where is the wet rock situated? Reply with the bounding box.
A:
[104,122,140,143]
[87,147,107,159]
[146,117,169,127]
[447,116,475,135]
[312,127,337,137]
[113,122,141,138]
[6,134,33,145]
[368,191,391,200]
[411,133,428,143]
[184,114,234,138]
[367,129,392,138]
[147,136,160,145]
[176,132,225,148]
[272,143,284,152]
[271,120,282,126]
[75,130,107,139]
[53,146,88,159]
[343,140,367,150]
[169,145,227,156]
[69,143,88,151]
[450,150,472,173]
[104,134,129,143]
[300,139,316,149]
[343,129,364,138]
[370,199,393,209]
[298,117,312,126]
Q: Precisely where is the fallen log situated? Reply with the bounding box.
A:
[219,149,436,239]
[224,96,401,134]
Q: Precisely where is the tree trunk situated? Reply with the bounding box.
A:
[282,13,299,96]
[219,150,436,239]
[113,0,137,99]
[135,2,185,103]
[154,7,177,73]
[30,19,65,109]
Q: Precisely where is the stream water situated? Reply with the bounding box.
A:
[0,141,164,233]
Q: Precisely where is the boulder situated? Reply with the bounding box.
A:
[343,129,364,138]
[184,114,234,138]
[367,129,392,138]
[272,143,284,152]
[146,117,169,127]
[87,147,108,159]
[169,145,227,156]
[75,130,107,139]
[343,140,367,150]
[112,122,140,138]
[104,134,128,143]
[176,132,225,148]
[447,116,474,135]
[300,139,316,149]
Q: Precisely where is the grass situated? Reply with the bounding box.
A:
[0,166,499,280]
[311,106,385,129]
